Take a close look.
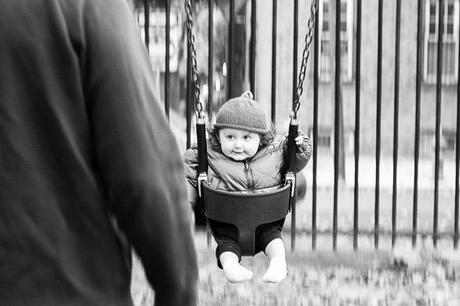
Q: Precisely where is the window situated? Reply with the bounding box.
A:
[318,0,354,82]
[424,0,459,84]
[136,9,180,72]
[420,129,457,157]
[309,127,333,152]
[420,130,435,157]
[442,129,456,156]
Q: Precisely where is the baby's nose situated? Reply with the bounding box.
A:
[234,139,243,147]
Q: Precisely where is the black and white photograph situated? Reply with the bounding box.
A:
[1,0,460,305]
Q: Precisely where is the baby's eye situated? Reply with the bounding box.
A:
[243,135,251,140]
[226,135,234,140]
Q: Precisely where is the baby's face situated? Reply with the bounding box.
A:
[218,128,261,161]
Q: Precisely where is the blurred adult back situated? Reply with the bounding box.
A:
[0,1,198,305]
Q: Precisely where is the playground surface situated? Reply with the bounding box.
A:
[130,151,460,305]
[131,232,460,306]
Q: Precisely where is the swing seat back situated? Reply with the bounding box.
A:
[202,183,292,256]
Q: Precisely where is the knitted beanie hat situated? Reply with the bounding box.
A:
[214,92,268,134]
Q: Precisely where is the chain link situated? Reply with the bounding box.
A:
[184,0,204,119]
[292,0,319,119]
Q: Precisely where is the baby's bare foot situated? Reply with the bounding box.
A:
[222,261,253,283]
[262,257,287,283]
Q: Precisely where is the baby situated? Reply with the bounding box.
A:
[184,92,311,283]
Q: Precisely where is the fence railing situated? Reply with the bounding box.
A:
[135,0,460,251]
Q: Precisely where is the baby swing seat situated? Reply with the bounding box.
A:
[202,183,293,256]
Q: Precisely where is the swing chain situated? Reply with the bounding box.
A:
[185,0,317,120]
[292,0,319,119]
[184,0,205,120]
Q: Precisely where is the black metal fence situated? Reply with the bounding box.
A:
[135,0,460,251]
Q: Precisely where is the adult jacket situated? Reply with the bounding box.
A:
[0,1,197,305]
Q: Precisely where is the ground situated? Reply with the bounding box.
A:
[130,154,460,305]
[131,232,460,306]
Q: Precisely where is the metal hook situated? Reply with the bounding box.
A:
[241,90,254,100]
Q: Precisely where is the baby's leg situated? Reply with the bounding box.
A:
[262,238,287,283]
[220,251,253,283]
[208,220,252,282]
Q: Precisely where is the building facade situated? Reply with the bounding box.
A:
[255,0,459,157]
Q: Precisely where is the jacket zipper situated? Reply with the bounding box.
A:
[243,160,255,190]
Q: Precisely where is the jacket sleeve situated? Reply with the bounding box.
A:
[294,134,312,173]
[82,1,197,305]
[183,146,199,208]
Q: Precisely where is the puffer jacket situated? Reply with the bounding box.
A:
[184,134,311,202]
